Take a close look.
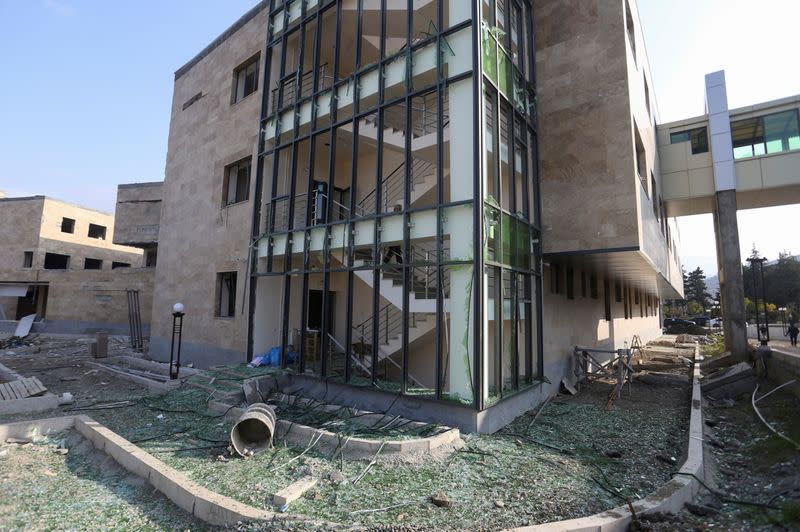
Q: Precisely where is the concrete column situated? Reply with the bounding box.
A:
[705,70,748,360]
[714,190,748,359]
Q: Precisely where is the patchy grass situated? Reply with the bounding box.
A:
[0,432,207,530]
[702,334,726,358]
[61,381,690,530]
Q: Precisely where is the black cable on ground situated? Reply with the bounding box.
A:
[674,472,781,510]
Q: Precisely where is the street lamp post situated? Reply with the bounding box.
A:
[169,302,185,380]
[746,257,769,346]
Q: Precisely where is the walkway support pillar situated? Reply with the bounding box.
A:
[705,70,748,360]
[713,191,748,360]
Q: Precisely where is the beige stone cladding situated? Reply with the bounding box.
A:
[0,268,153,334]
[0,197,45,273]
[150,5,269,365]
[534,0,638,254]
[37,197,144,269]
[0,195,152,332]
[0,195,142,272]
[113,182,163,247]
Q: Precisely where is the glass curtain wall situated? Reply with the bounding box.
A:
[481,0,541,408]
[256,0,481,406]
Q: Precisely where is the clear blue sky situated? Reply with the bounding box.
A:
[0,0,259,212]
[1,1,799,274]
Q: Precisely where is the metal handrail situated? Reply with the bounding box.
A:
[271,63,333,115]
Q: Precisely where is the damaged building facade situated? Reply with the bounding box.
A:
[0,195,152,334]
[126,0,682,431]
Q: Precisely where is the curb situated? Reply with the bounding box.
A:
[0,415,276,526]
[513,343,705,531]
[207,398,461,459]
[86,361,178,393]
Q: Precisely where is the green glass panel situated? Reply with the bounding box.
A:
[498,49,511,97]
[482,31,497,83]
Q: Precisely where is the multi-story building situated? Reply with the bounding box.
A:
[0,195,152,334]
[130,0,683,431]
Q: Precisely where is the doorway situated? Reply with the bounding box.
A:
[307,289,335,332]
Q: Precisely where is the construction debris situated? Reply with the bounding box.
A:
[0,376,47,400]
[701,363,757,400]
[430,492,453,508]
[13,314,36,338]
[272,476,318,506]
[230,403,276,457]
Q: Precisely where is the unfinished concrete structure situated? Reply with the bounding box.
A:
[126,0,686,431]
[0,195,151,334]
[113,182,162,268]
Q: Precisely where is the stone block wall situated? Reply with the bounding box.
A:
[149,5,269,365]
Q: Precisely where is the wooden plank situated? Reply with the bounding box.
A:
[21,377,44,397]
[9,380,27,399]
[3,381,20,400]
[4,382,19,399]
[31,376,47,394]
[20,378,42,397]
[31,377,47,396]
[18,378,36,396]
[3,382,15,400]
[0,383,10,400]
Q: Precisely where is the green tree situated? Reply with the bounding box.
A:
[684,267,710,309]
[686,300,704,316]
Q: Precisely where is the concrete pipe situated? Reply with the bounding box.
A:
[230,403,277,457]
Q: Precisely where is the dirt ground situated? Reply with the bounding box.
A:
[0,334,699,530]
[0,334,152,422]
[640,342,800,532]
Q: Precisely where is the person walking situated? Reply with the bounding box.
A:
[787,323,799,347]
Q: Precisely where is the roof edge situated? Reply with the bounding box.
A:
[118,182,163,189]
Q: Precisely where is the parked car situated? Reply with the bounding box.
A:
[663,317,696,328]
[709,318,722,327]
[691,316,710,326]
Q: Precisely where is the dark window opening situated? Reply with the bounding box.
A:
[145,248,157,268]
[580,271,587,298]
[84,258,103,270]
[590,274,598,299]
[223,159,251,206]
[566,267,574,300]
[15,284,48,320]
[88,223,107,240]
[623,284,630,319]
[604,279,612,321]
[111,262,130,269]
[232,54,259,104]
[643,76,650,117]
[44,253,69,270]
[23,251,33,268]
[216,272,237,318]
[550,265,561,295]
[634,124,646,179]
[650,171,658,208]
[61,217,75,233]
[670,127,709,154]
